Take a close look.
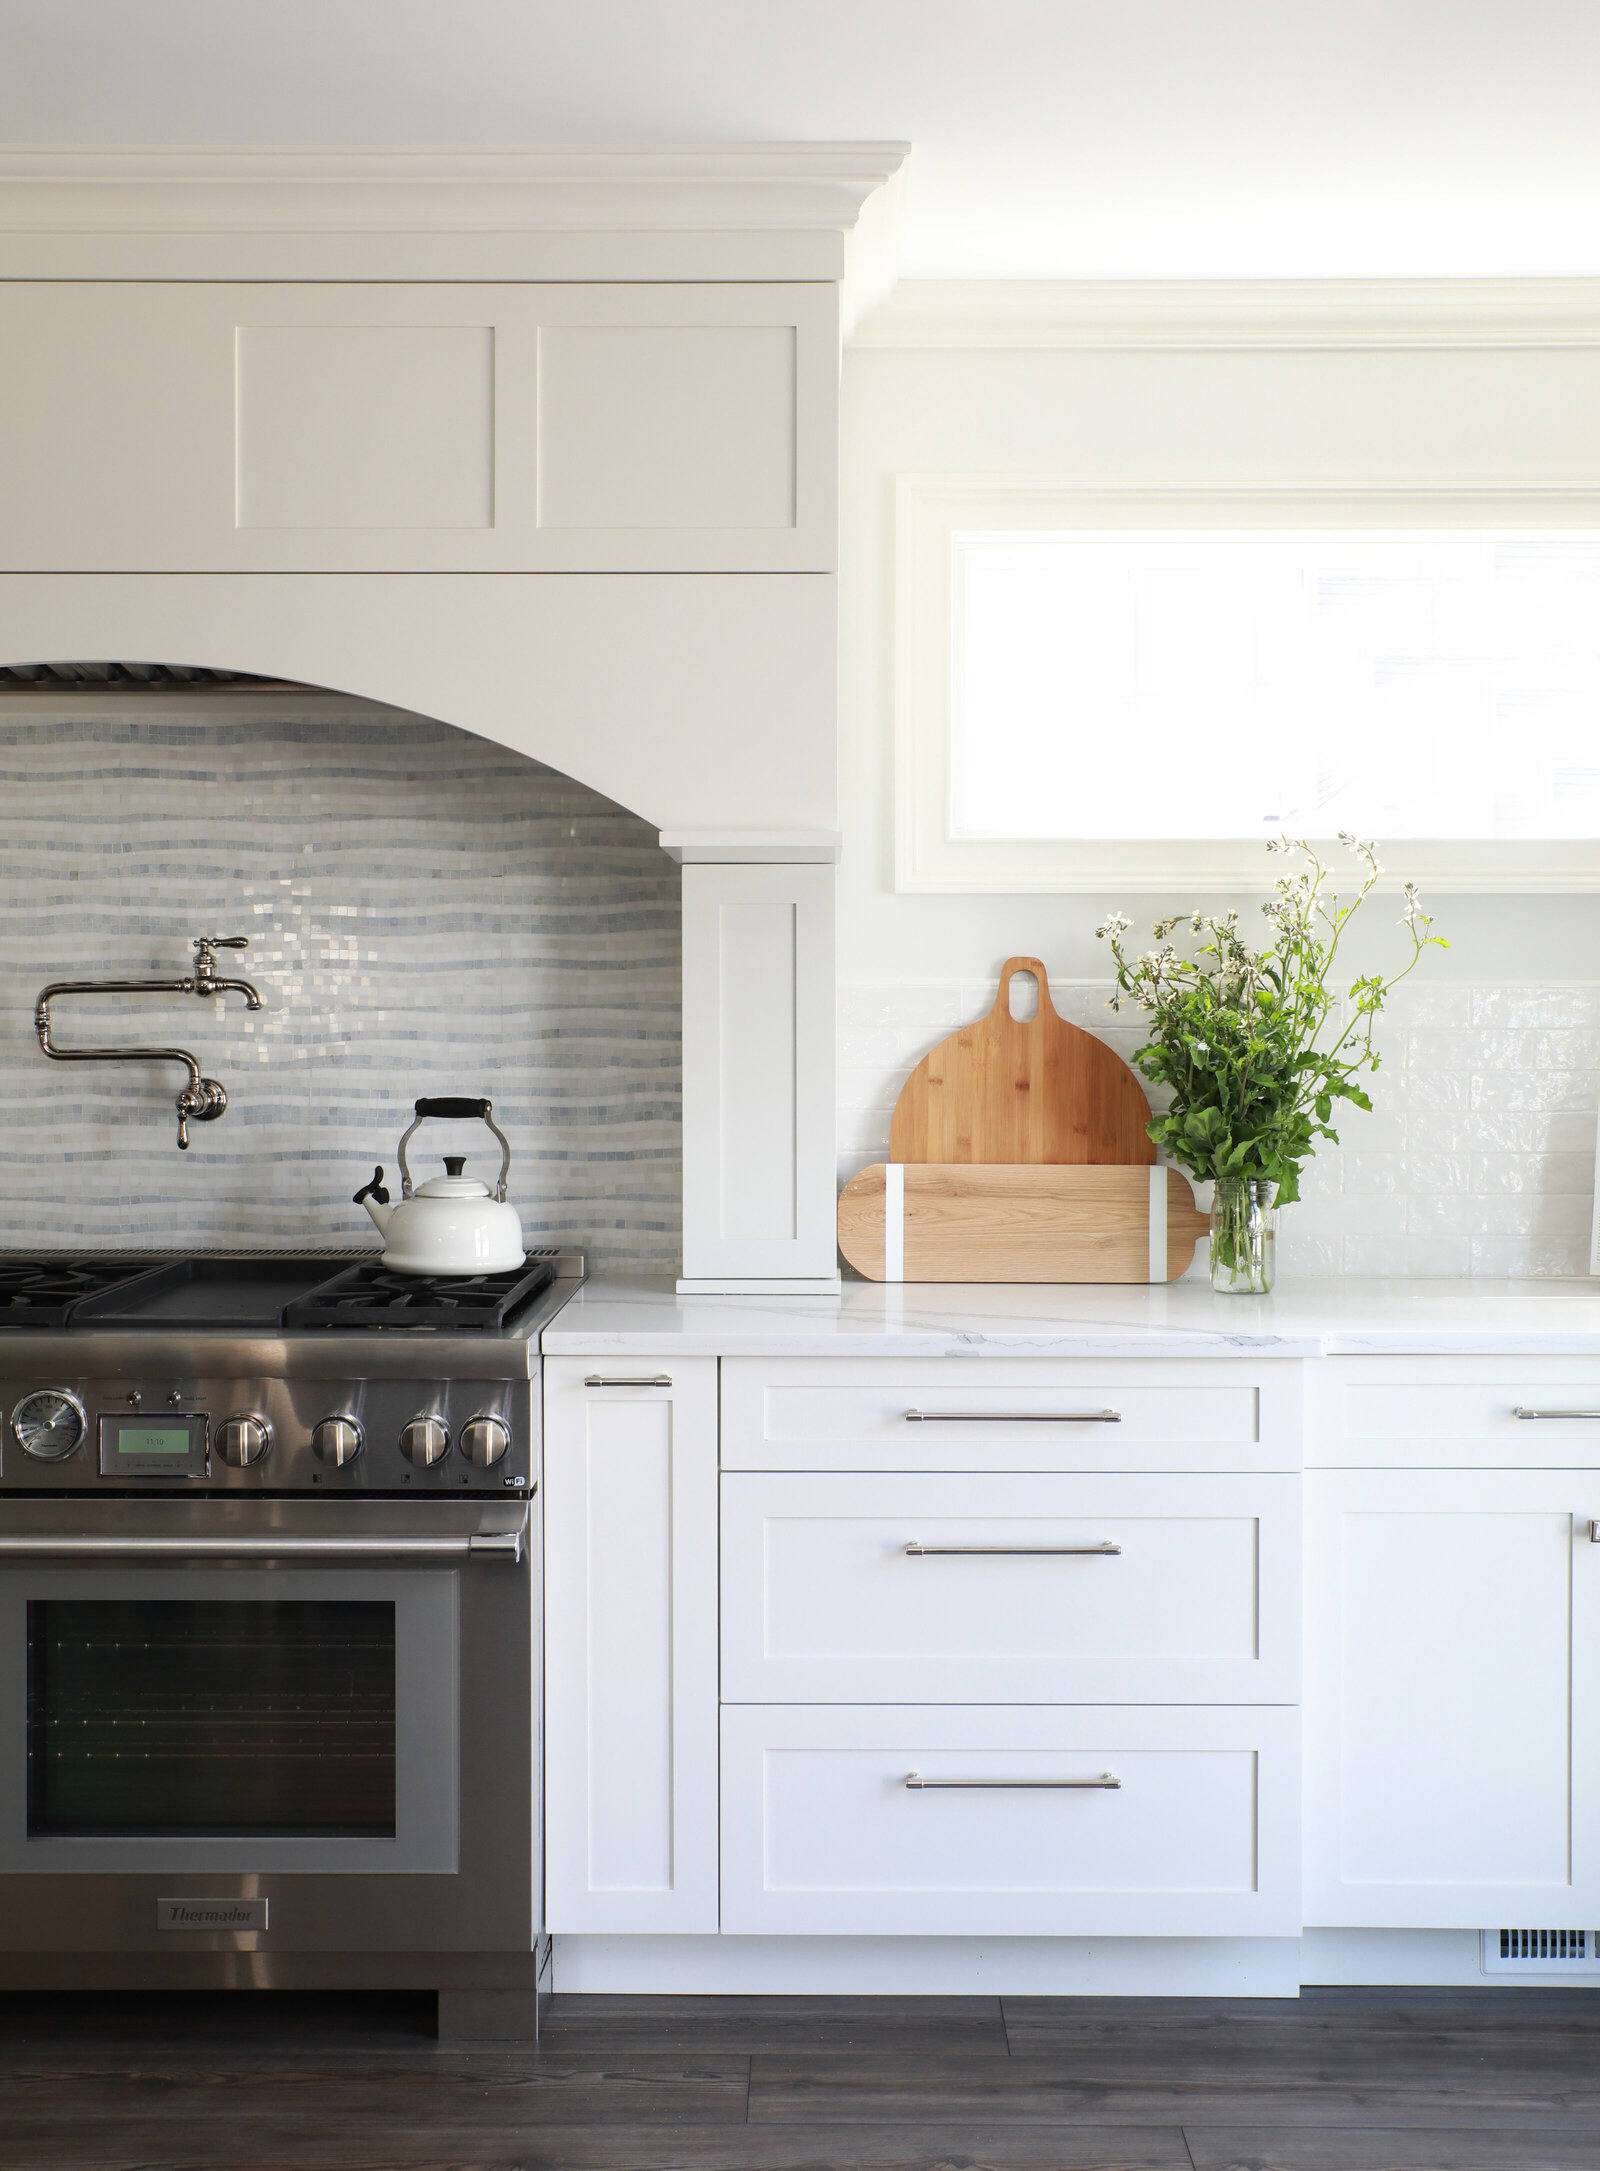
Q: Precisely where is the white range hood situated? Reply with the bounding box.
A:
[0,146,906,1286]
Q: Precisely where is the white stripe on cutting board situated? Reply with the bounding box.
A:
[1148,1163,1166,1283]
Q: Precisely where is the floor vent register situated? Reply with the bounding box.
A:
[1482,1928,1600,1975]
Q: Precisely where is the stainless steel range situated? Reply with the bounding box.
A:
[0,1248,580,2027]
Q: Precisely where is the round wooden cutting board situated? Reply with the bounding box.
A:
[888,956,1155,1166]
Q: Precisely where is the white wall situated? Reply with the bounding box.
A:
[838,337,1600,1276]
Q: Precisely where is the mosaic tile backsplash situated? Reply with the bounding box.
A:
[840,978,1600,1280]
[0,702,681,1269]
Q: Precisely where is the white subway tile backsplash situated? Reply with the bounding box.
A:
[1409,1192,1593,1238]
[1342,1154,1406,1195]
[1471,1153,1594,1195]
[1471,1071,1600,1111]
[1343,1235,1473,1278]
[1473,988,1600,1027]
[1535,1031,1600,1069]
[1471,1237,1591,1277]
[839,975,1600,1282]
[1274,1232,1344,1276]
[1339,1110,1407,1154]
[1382,987,1473,1028]
[1406,1029,1539,1072]
[1291,1194,1409,1238]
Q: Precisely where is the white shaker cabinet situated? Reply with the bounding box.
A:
[678,860,838,1289]
[542,1356,719,1933]
[1304,1468,1600,1928]
[0,281,838,573]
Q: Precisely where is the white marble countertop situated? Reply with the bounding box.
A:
[540,1276,1600,1357]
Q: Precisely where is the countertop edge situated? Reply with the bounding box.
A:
[539,1276,1600,1359]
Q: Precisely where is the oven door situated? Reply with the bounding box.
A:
[0,1498,532,1954]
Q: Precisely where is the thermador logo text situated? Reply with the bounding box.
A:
[156,1898,269,1931]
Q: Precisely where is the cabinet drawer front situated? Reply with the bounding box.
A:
[721,1704,1300,1937]
[721,1472,1300,1703]
[722,1358,1298,1472]
[1314,1358,1600,1468]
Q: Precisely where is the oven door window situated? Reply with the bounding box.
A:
[0,1566,459,1875]
[27,1599,396,1839]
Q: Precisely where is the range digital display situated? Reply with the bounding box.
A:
[98,1414,207,1478]
[115,1428,190,1456]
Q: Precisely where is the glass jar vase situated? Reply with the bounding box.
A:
[1209,1178,1278,1295]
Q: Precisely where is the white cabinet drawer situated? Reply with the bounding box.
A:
[721,1472,1300,1704]
[721,1704,1300,1937]
[721,1358,1299,1472]
[1312,1358,1600,1468]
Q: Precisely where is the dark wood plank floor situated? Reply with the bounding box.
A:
[3,1986,1600,2170]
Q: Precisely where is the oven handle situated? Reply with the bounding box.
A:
[0,1530,525,1562]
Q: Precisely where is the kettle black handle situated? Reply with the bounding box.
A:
[352,1165,390,1208]
[395,1096,512,1203]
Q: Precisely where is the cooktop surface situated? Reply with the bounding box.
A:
[0,1252,563,1333]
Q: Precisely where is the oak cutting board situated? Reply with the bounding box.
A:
[890,956,1155,1166]
[838,1163,1209,1284]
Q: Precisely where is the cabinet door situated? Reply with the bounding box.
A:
[0,282,836,571]
[543,1357,719,1932]
[680,863,837,1286]
[1305,1469,1600,1928]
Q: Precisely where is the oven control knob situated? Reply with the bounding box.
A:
[461,1416,510,1468]
[219,1413,272,1467]
[312,1416,363,1467]
[399,1416,450,1468]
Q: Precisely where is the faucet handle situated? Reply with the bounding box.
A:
[192,935,250,985]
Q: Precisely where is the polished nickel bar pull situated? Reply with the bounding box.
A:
[904,1408,1121,1424]
[1589,1521,1600,1544]
[0,1531,524,1561]
[1514,1407,1600,1421]
[905,1772,1121,1790]
[584,1374,673,1389]
[905,1540,1121,1557]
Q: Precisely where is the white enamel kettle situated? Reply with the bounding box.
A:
[353,1096,526,1275]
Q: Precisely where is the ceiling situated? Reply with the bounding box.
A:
[5,0,1599,279]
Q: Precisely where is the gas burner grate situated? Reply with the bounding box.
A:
[0,1258,162,1331]
[282,1258,557,1333]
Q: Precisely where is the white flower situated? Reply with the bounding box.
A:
[1095,911,1133,940]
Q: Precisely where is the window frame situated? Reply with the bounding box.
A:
[894,476,1600,893]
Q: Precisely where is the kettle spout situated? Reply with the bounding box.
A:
[353,1165,392,1236]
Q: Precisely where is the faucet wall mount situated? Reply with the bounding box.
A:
[35,936,265,1149]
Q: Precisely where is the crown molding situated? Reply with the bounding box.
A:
[851,277,1600,351]
[0,143,909,236]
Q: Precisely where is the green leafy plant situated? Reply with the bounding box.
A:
[1095,835,1445,1207]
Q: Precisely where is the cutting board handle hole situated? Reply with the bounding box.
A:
[1006,969,1040,1022]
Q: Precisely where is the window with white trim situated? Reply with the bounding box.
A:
[896,482,1600,892]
